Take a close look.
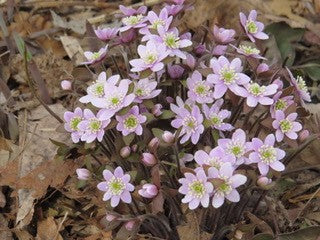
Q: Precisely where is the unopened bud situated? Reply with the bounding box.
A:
[152,104,163,117]
[257,63,269,74]
[61,80,72,90]
[257,176,272,188]
[141,153,157,167]
[120,146,131,158]
[131,144,138,152]
[138,183,158,198]
[148,137,160,152]
[124,220,136,231]
[106,214,117,222]
[299,129,310,141]
[162,131,175,144]
[76,168,90,180]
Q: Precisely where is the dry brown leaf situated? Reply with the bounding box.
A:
[36,217,63,240]
[60,36,86,66]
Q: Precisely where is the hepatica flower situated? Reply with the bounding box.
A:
[208,162,247,208]
[116,106,147,136]
[95,27,119,41]
[202,99,233,131]
[232,44,266,59]
[272,110,302,142]
[171,104,204,144]
[239,10,269,42]
[165,4,184,16]
[93,80,135,119]
[238,82,278,107]
[120,14,147,32]
[249,134,285,175]
[270,92,294,118]
[178,169,213,210]
[212,25,235,44]
[286,67,311,102]
[97,166,135,207]
[119,5,147,17]
[218,129,251,165]
[151,26,192,59]
[130,41,169,72]
[82,45,108,65]
[78,109,111,143]
[194,147,235,169]
[187,70,214,104]
[79,72,120,105]
[207,56,250,98]
[64,107,83,143]
[133,78,161,103]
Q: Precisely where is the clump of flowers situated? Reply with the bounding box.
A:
[61,3,314,239]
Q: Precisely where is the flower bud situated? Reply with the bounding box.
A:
[184,53,196,70]
[76,168,90,180]
[106,214,117,222]
[120,146,131,158]
[148,137,160,152]
[256,63,269,74]
[61,80,72,90]
[168,64,184,79]
[141,153,157,166]
[166,96,174,103]
[194,44,206,55]
[152,104,163,117]
[257,176,272,188]
[162,131,175,144]
[299,129,309,141]
[131,144,138,153]
[234,230,244,239]
[138,183,158,198]
[212,45,227,56]
[124,220,136,231]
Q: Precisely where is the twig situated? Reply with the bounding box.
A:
[23,48,63,123]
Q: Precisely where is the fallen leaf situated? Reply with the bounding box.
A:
[278,226,320,240]
[36,217,63,240]
[51,11,86,35]
[60,36,86,66]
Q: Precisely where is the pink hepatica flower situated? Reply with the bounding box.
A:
[213,25,235,44]
[232,44,266,59]
[130,41,169,72]
[238,82,278,107]
[79,72,120,105]
[171,104,204,144]
[207,56,250,98]
[194,147,235,169]
[272,110,302,142]
[165,4,184,16]
[187,70,214,104]
[217,129,251,165]
[78,109,111,143]
[120,14,147,32]
[270,92,294,118]
[64,107,83,143]
[203,99,233,131]
[151,26,192,59]
[93,80,135,119]
[178,169,213,210]
[208,162,247,208]
[83,45,108,65]
[94,27,119,41]
[239,10,269,42]
[138,183,158,199]
[116,106,147,136]
[97,166,135,207]
[133,78,161,103]
[119,5,147,17]
[249,134,286,175]
[286,67,311,102]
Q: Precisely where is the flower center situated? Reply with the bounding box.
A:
[279,119,292,133]
[218,182,232,194]
[151,19,165,29]
[249,83,265,97]
[220,67,237,84]
[89,82,104,97]
[89,118,101,132]
[210,115,222,126]
[106,94,124,109]
[275,99,287,111]
[259,145,277,164]
[246,20,258,33]
[208,157,222,169]
[70,117,82,131]
[183,116,197,132]
[123,14,144,26]
[189,180,205,198]
[135,85,151,97]
[194,83,211,97]
[164,33,180,49]
[92,52,101,60]
[108,177,125,195]
[143,52,157,64]
[296,76,308,92]
[124,115,139,130]
[227,141,245,158]
[239,45,260,55]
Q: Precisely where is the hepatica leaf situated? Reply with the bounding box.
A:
[265,22,305,66]
[278,226,320,240]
